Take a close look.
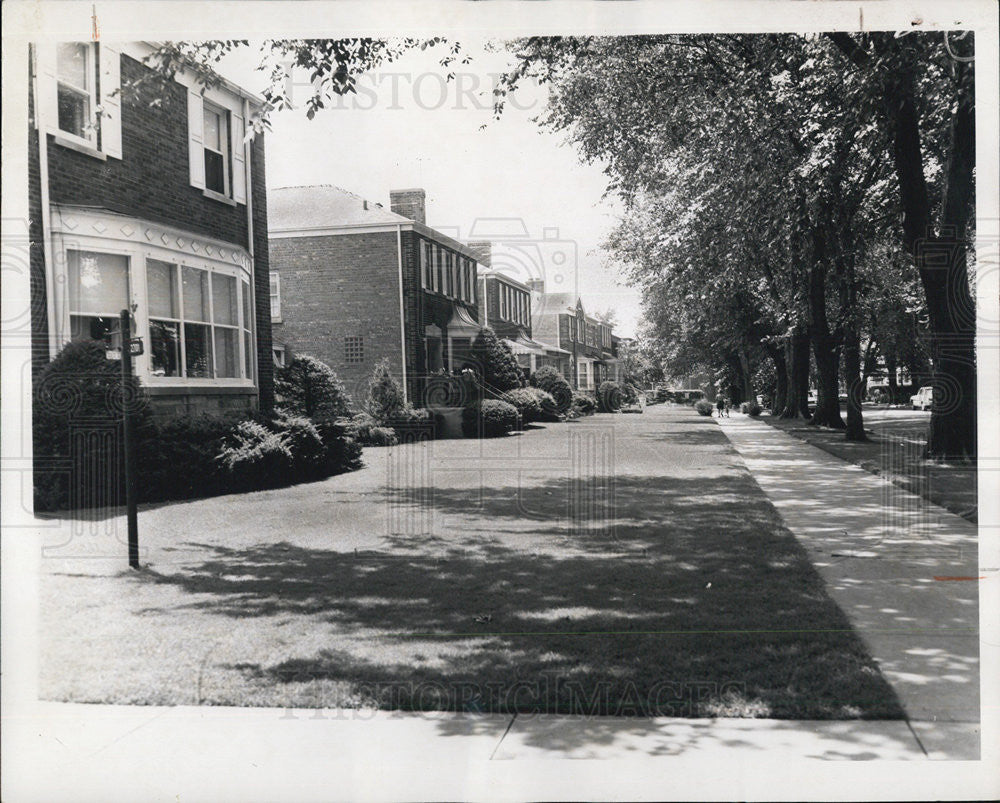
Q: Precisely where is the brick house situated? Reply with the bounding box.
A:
[268,186,484,405]
[28,41,273,417]
[532,287,620,391]
[470,242,571,377]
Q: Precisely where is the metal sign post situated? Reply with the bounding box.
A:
[120,309,140,569]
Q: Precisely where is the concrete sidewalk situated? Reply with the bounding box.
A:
[717,413,981,759]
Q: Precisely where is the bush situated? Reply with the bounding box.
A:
[695,399,714,416]
[529,366,573,413]
[461,399,519,438]
[500,387,543,426]
[137,413,239,503]
[366,359,407,424]
[746,402,762,417]
[367,426,399,446]
[386,405,434,441]
[571,392,597,415]
[274,354,351,422]
[32,339,152,511]
[313,420,363,475]
[470,327,524,394]
[527,387,561,421]
[597,380,623,412]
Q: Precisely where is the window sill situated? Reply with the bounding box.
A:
[202,189,238,207]
[51,133,106,161]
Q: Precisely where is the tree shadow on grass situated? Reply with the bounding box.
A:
[138,470,905,721]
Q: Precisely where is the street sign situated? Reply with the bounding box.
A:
[105,338,143,360]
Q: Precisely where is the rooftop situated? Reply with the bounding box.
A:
[268,185,410,231]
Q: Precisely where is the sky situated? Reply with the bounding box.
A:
[218,41,641,337]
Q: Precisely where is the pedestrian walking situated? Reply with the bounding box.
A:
[724,398,731,417]
[715,396,725,417]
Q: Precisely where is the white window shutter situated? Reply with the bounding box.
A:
[187,89,205,189]
[98,44,122,158]
[35,42,58,133]
[231,110,247,203]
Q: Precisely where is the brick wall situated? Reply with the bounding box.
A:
[270,231,404,404]
[46,54,250,247]
[28,48,273,410]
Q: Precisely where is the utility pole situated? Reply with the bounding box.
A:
[120,309,139,568]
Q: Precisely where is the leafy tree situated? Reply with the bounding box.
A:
[122,39,468,129]
[274,354,351,421]
[497,33,976,456]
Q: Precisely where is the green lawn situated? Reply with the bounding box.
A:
[39,408,904,718]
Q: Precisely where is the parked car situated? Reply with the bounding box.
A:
[911,386,934,411]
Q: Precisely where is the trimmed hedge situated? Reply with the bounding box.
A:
[695,400,715,416]
[529,366,574,413]
[461,399,519,438]
[471,327,525,394]
[746,401,762,417]
[32,341,363,511]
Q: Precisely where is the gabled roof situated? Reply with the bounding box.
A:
[268,185,410,231]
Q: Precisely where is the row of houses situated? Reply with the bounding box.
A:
[28,42,625,416]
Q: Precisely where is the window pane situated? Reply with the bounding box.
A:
[205,150,225,194]
[245,331,253,378]
[213,327,239,378]
[203,108,221,151]
[242,279,252,329]
[149,320,181,377]
[183,323,212,377]
[212,273,237,326]
[70,315,119,346]
[57,43,89,89]
[68,251,129,315]
[57,86,89,138]
[182,267,210,322]
[146,260,178,318]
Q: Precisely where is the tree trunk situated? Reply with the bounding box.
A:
[885,43,976,458]
[767,343,788,414]
[807,256,845,429]
[842,323,867,441]
[885,351,899,402]
[780,328,811,418]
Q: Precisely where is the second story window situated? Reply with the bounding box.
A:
[269,273,281,321]
[203,103,229,196]
[56,43,95,143]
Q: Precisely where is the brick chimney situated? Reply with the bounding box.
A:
[389,188,426,224]
[467,240,492,268]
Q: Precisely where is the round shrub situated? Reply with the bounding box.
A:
[695,399,714,416]
[500,387,543,426]
[529,366,573,413]
[366,426,399,446]
[597,380,623,412]
[746,401,762,417]
[527,387,561,421]
[274,354,351,422]
[571,392,597,416]
[461,399,519,438]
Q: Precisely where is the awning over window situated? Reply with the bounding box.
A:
[503,337,546,356]
[445,305,482,337]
